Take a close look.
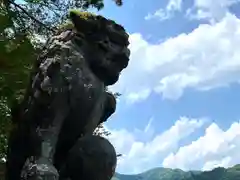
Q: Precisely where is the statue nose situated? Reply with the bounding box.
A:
[122,47,130,57]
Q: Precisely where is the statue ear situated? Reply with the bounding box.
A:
[69,11,97,34]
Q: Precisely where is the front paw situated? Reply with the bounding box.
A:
[21,156,59,180]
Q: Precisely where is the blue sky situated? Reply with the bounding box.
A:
[92,0,240,174]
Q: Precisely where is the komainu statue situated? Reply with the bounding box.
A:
[5,10,130,180]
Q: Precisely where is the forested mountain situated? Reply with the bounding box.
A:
[113,164,240,180]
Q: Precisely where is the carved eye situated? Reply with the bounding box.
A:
[98,41,109,53]
[108,32,129,46]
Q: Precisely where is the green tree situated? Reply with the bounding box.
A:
[0,0,123,161]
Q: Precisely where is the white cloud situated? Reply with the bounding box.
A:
[144,117,154,134]
[126,89,151,104]
[144,0,182,21]
[186,0,240,22]
[162,121,240,171]
[166,0,182,11]
[202,157,232,171]
[107,118,240,174]
[111,13,240,102]
[107,117,205,174]
[145,9,171,21]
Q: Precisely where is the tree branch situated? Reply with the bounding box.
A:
[9,0,56,33]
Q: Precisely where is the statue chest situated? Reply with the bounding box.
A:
[64,65,107,133]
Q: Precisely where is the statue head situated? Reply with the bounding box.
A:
[65,10,130,86]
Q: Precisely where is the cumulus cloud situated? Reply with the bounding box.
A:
[107,117,205,174]
[111,13,240,102]
[162,121,240,171]
[107,118,240,174]
[144,0,182,21]
[145,9,171,21]
[186,0,240,22]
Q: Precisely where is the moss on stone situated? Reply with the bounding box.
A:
[69,9,97,21]
[57,20,74,32]
[56,10,98,34]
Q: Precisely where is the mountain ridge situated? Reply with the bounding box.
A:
[113,164,240,180]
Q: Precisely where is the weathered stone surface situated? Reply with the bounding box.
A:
[5,10,130,180]
[0,162,5,179]
[59,135,117,180]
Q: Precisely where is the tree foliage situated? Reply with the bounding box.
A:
[0,0,123,161]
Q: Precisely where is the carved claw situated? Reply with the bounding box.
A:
[21,156,59,180]
[99,92,116,124]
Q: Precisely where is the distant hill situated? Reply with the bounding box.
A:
[113,164,240,180]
